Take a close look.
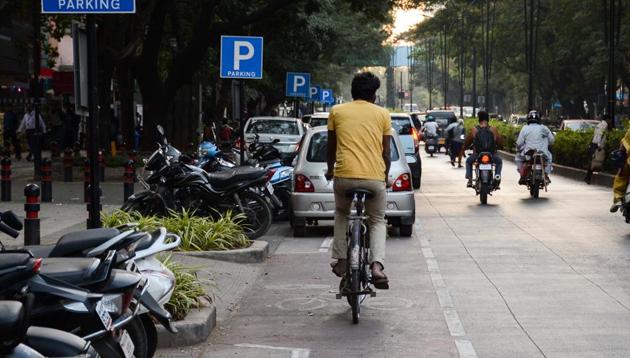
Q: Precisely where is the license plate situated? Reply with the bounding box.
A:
[479,164,492,170]
[95,301,112,330]
[428,146,435,150]
[266,182,274,195]
[119,330,135,358]
[534,164,543,170]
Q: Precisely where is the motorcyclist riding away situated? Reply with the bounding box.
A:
[463,111,503,188]
[515,110,555,185]
[422,116,439,139]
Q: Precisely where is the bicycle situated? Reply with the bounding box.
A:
[336,188,376,324]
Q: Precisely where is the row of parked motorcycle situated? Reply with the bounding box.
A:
[0,208,181,357]
[121,125,294,239]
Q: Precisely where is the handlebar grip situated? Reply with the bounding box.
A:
[0,222,20,238]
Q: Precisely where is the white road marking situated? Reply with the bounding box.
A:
[235,343,310,358]
[417,223,478,358]
[318,237,333,252]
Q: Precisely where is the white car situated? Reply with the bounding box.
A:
[290,126,416,237]
[244,117,306,159]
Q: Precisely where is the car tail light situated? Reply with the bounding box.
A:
[295,174,315,192]
[480,154,491,164]
[411,127,420,151]
[392,173,412,192]
[265,168,277,182]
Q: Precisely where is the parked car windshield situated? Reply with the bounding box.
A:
[306,131,399,162]
[247,120,299,135]
[310,117,328,127]
[391,116,413,135]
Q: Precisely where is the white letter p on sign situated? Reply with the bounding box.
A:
[293,76,306,93]
[233,41,254,71]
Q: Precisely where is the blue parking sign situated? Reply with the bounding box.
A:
[309,85,321,102]
[285,73,311,98]
[41,0,136,13]
[220,36,264,79]
[321,89,334,104]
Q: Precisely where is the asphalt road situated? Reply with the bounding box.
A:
[162,150,630,358]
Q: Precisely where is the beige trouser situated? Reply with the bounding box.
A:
[332,177,387,265]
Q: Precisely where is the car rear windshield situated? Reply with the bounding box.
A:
[310,117,328,127]
[426,113,455,127]
[564,121,597,131]
[391,116,413,136]
[246,120,299,135]
[306,132,400,162]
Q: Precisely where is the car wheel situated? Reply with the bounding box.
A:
[399,224,413,237]
[412,169,421,189]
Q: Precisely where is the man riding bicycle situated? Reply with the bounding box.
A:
[325,72,392,290]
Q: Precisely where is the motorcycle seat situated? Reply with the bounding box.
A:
[205,167,266,188]
[0,301,25,342]
[25,326,90,357]
[0,253,32,271]
[48,228,121,257]
[40,257,101,286]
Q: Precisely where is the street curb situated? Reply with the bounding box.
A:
[173,240,269,263]
[156,305,216,348]
[497,150,614,187]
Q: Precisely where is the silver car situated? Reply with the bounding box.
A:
[290,126,416,237]
[244,117,306,159]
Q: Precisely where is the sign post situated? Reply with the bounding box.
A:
[43,0,136,229]
[285,72,310,118]
[309,85,321,114]
[321,89,334,111]
[220,36,264,164]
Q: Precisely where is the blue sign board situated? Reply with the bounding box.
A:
[41,0,136,13]
[321,89,334,104]
[285,73,311,98]
[220,36,264,79]
[309,85,321,102]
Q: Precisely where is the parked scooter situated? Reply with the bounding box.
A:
[122,125,273,239]
[0,300,99,357]
[470,152,498,205]
[0,211,176,358]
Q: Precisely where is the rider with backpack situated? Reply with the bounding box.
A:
[462,111,503,188]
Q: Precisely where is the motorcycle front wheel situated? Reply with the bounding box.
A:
[236,190,273,239]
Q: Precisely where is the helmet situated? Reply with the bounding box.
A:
[425,115,436,122]
[198,141,219,160]
[527,110,541,124]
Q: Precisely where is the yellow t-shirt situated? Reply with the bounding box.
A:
[327,100,392,181]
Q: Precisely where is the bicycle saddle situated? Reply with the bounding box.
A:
[345,188,374,199]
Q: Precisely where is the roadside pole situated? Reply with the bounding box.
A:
[239,80,246,165]
[31,0,42,180]
[86,14,101,228]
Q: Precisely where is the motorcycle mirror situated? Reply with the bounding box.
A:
[1,211,23,231]
[157,125,165,136]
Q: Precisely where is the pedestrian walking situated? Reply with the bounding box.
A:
[17,105,46,161]
[3,104,21,160]
[585,114,612,184]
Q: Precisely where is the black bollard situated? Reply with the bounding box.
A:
[50,141,60,158]
[98,149,105,182]
[83,159,90,203]
[1,158,11,201]
[40,158,52,202]
[123,160,135,202]
[24,184,40,245]
[63,148,73,182]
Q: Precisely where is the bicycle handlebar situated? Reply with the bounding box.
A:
[0,222,19,238]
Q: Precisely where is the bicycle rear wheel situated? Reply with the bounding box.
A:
[350,268,360,324]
